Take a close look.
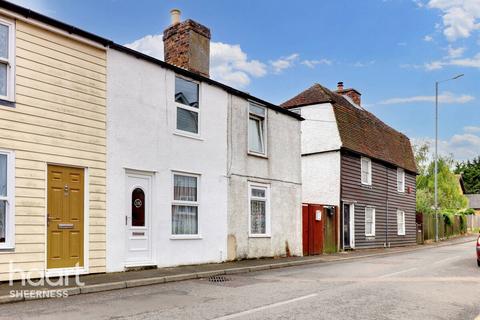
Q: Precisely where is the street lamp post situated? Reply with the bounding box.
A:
[434,73,464,242]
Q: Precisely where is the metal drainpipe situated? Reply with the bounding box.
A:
[385,166,389,247]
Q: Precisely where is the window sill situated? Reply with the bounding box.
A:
[173,131,204,141]
[361,183,373,188]
[0,98,15,108]
[170,235,203,240]
[365,235,375,239]
[249,234,271,238]
[0,245,15,252]
[248,151,268,159]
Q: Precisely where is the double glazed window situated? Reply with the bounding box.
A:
[0,150,14,248]
[249,183,270,236]
[175,77,199,135]
[365,207,375,236]
[397,210,405,235]
[0,18,14,101]
[361,157,372,185]
[172,173,199,235]
[248,103,266,155]
[397,168,405,192]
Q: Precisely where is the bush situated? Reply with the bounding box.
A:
[443,213,453,226]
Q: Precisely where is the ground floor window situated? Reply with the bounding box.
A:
[248,182,270,236]
[365,207,375,236]
[172,173,199,235]
[0,149,14,248]
[397,210,405,235]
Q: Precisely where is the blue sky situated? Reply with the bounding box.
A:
[11,0,480,160]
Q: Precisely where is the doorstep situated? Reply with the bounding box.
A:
[0,234,476,304]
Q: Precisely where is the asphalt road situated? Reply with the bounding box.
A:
[0,240,479,320]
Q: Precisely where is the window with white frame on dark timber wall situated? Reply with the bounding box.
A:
[175,77,199,134]
[397,210,405,235]
[172,174,199,235]
[397,168,405,192]
[248,103,266,155]
[361,157,372,185]
[365,207,375,236]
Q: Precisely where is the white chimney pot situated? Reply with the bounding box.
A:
[170,9,181,25]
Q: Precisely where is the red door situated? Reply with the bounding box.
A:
[302,204,324,255]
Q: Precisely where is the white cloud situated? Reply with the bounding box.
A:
[352,60,376,67]
[423,35,434,42]
[414,132,480,161]
[125,34,164,60]
[124,35,267,89]
[464,125,480,133]
[301,59,332,68]
[379,91,475,105]
[424,35,434,42]
[447,45,465,58]
[210,42,267,87]
[425,52,480,69]
[428,0,480,42]
[269,53,299,74]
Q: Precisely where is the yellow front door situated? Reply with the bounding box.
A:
[47,165,84,269]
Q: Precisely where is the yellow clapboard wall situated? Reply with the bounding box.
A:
[0,18,106,280]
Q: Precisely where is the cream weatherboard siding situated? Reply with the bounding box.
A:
[0,18,106,280]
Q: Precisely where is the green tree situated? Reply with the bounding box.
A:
[414,143,468,213]
[455,156,480,194]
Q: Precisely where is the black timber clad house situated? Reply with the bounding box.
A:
[282,83,417,249]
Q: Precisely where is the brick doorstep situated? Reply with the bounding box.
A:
[0,234,475,304]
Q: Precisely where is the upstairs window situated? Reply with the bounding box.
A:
[397,168,405,192]
[248,103,266,155]
[175,77,199,135]
[0,149,14,248]
[0,18,14,102]
[361,157,372,185]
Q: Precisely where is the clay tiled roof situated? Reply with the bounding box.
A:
[281,84,417,173]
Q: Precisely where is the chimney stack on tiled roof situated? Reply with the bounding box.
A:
[163,9,211,77]
[336,81,361,106]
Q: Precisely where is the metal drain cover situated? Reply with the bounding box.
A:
[208,275,231,283]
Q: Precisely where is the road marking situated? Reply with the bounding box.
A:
[379,267,418,278]
[432,256,459,264]
[211,293,318,320]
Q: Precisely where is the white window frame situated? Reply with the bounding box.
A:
[397,168,405,192]
[364,207,375,237]
[0,149,15,249]
[248,102,267,157]
[248,182,271,237]
[171,172,200,238]
[174,76,201,138]
[397,210,405,236]
[0,17,15,102]
[361,157,372,185]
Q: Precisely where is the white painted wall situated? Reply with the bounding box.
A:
[227,95,302,259]
[106,49,228,272]
[302,151,341,206]
[300,103,342,155]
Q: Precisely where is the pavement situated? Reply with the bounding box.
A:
[0,234,478,319]
[0,234,476,309]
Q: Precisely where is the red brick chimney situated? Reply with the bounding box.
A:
[163,9,211,77]
[336,81,361,106]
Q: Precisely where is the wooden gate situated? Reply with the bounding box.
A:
[302,204,338,256]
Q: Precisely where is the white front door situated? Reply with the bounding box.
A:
[125,171,153,266]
